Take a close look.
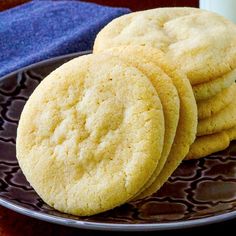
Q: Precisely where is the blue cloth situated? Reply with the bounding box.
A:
[0,1,130,77]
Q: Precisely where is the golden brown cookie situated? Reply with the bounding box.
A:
[193,69,236,101]
[226,126,236,141]
[185,132,230,160]
[16,53,165,216]
[197,96,236,136]
[94,7,236,85]
[100,46,180,196]
[197,84,236,120]
[127,46,197,199]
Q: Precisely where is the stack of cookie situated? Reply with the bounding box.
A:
[16,7,236,217]
[93,7,236,160]
[187,78,236,160]
[16,51,197,216]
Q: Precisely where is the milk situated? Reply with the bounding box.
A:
[200,0,236,23]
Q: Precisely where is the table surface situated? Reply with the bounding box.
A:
[1,0,235,235]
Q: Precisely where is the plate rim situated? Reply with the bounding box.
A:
[0,51,236,231]
[1,197,236,231]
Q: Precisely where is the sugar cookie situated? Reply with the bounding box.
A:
[130,46,197,199]
[197,96,236,136]
[94,8,236,85]
[197,84,236,120]
[16,53,165,216]
[100,46,180,196]
[185,132,230,160]
[193,70,236,101]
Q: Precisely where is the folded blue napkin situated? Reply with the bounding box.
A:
[0,1,130,77]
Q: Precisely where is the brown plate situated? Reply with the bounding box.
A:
[0,51,236,231]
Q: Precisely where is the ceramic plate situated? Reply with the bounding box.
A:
[0,51,236,231]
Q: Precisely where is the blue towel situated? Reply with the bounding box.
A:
[0,1,130,77]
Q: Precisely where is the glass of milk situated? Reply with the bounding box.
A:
[200,0,236,23]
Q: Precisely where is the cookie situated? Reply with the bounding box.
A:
[197,84,236,120]
[193,69,236,101]
[100,46,180,196]
[197,96,236,136]
[185,132,230,160]
[226,126,236,141]
[16,53,165,216]
[94,7,236,85]
[130,46,197,199]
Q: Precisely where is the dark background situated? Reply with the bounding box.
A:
[0,0,199,11]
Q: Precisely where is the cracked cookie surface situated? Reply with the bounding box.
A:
[100,45,180,198]
[16,53,165,216]
[94,7,236,85]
